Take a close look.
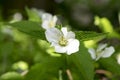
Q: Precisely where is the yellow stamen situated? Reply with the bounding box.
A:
[59,36,68,46]
[49,21,54,28]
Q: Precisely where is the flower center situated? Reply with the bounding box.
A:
[59,36,68,46]
[96,50,103,57]
[49,21,54,28]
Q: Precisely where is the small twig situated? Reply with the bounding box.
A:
[96,69,112,79]
[66,69,73,80]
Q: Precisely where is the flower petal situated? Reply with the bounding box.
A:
[53,16,57,23]
[88,48,96,60]
[52,42,67,53]
[42,21,49,29]
[102,46,115,58]
[96,51,104,61]
[61,27,68,37]
[66,39,80,55]
[42,13,52,21]
[45,28,62,43]
[66,31,75,39]
[97,43,107,52]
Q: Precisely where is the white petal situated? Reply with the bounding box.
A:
[66,39,80,55]
[42,13,52,21]
[61,27,68,37]
[117,54,120,64]
[96,51,104,61]
[42,14,57,29]
[52,43,67,53]
[53,16,57,23]
[97,43,107,52]
[88,48,96,60]
[42,21,49,29]
[66,31,75,39]
[102,46,115,58]
[45,28,62,43]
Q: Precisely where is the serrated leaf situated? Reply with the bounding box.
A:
[99,57,120,75]
[9,21,46,40]
[0,72,23,80]
[75,31,107,41]
[69,43,94,80]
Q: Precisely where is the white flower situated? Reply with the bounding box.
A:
[13,12,23,21]
[31,8,45,17]
[42,13,57,30]
[116,54,120,64]
[10,12,23,23]
[88,43,115,61]
[45,27,80,55]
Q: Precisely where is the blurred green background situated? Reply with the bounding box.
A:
[0,0,120,30]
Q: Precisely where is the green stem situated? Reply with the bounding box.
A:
[65,54,68,69]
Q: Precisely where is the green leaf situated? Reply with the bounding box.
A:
[25,57,64,80]
[0,72,23,80]
[0,32,5,41]
[75,31,107,41]
[9,21,45,40]
[25,7,41,22]
[69,43,94,80]
[99,57,120,75]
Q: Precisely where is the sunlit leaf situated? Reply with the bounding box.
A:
[94,16,120,38]
[0,72,23,80]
